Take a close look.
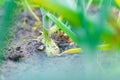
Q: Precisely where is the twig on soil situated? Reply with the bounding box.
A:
[24,0,41,30]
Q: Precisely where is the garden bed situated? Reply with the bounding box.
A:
[1,0,120,80]
[1,10,120,80]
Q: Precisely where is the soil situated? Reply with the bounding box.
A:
[0,9,79,79]
[1,9,120,80]
[4,9,77,61]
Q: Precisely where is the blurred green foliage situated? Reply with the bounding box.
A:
[0,0,4,6]
[0,0,19,62]
[28,0,119,53]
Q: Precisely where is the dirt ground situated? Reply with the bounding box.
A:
[1,9,120,80]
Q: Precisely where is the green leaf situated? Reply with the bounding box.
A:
[29,0,81,27]
[46,13,81,47]
[0,0,4,6]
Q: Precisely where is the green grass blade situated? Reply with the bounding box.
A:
[46,13,81,47]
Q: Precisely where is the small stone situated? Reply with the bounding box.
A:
[37,45,45,51]
[16,47,21,51]
[8,53,24,62]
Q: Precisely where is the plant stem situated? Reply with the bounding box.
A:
[86,0,93,11]
[47,13,81,47]
[117,11,120,25]
[24,0,40,22]
[98,0,103,8]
